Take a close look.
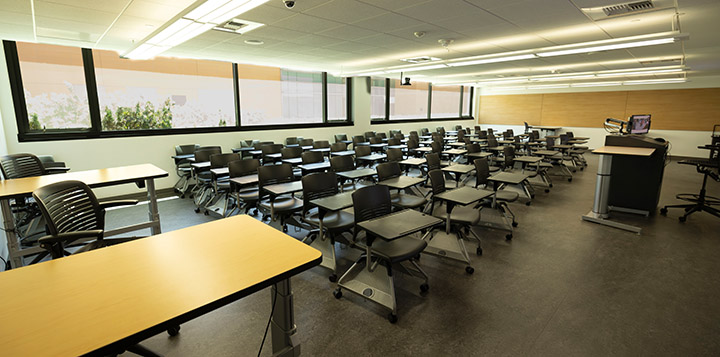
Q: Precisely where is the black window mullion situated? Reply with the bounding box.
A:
[459,86,464,118]
[81,48,101,136]
[346,77,352,122]
[469,87,475,118]
[384,78,390,121]
[322,72,328,123]
[3,40,30,138]
[427,84,432,120]
[233,63,241,127]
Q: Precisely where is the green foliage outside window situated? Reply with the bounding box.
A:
[101,99,173,130]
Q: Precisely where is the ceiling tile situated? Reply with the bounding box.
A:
[123,0,194,21]
[291,34,346,47]
[253,26,310,41]
[303,0,387,23]
[356,0,432,12]
[241,3,299,24]
[351,13,425,33]
[317,25,378,41]
[35,2,117,26]
[323,41,378,53]
[397,0,498,22]
[272,14,344,33]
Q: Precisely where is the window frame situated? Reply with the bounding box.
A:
[3,40,353,142]
[370,78,474,123]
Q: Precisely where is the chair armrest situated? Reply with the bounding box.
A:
[99,200,139,210]
[38,230,104,245]
[45,167,71,174]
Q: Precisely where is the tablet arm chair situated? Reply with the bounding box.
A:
[473,158,518,240]
[173,144,198,198]
[376,162,426,211]
[334,185,429,323]
[228,159,260,216]
[258,164,304,233]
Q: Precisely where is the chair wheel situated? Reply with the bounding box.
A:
[194,207,200,213]
[333,288,342,299]
[204,211,209,216]
[328,274,337,283]
[660,208,668,215]
[167,325,180,336]
[545,189,550,193]
[568,178,572,182]
[283,225,288,232]
[388,313,398,323]
[506,234,513,240]
[179,195,185,199]
[420,283,429,292]
[549,184,554,188]
[679,216,686,222]
[525,201,531,206]
[465,266,475,274]
[580,168,584,171]
[512,222,518,227]
[476,247,482,256]
[250,209,258,216]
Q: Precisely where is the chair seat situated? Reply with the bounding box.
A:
[488,165,501,172]
[495,190,519,202]
[370,237,427,264]
[390,193,427,209]
[303,209,354,231]
[431,203,480,225]
[236,188,259,201]
[259,197,303,213]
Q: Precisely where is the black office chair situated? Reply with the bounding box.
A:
[354,146,373,167]
[474,158,518,240]
[376,162,426,210]
[190,146,221,209]
[334,133,350,144]
[258,164,303,232]
[281,146,302,162]
[285,137,299,146]
[228,159,260,216]
[33,180,181,351]
[334,185,429,323]
[330,142,347,153]
[261,144,283,166]
[299,138,314,147]
[660,141,720,222]
[301,172,355,282]
[173,144,198,198]
[302,150,324,164]
[386,148,403,163]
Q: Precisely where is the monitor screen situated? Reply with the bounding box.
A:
[629,114,651,134]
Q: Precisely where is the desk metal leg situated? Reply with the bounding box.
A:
[1,199,22,268]
[146,178,162,235]
[582,154,641,233]
[271,279,300,357]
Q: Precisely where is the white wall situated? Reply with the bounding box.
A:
[0,54,475,198]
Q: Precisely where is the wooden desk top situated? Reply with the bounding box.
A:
[592,146,655,156]
[0,215,321,356]
[0,164,168,199]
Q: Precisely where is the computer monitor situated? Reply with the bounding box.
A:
[628,114,651,134]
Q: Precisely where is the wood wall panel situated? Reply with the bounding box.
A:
[540,92,628,128]
[478,88,720,131]
[478,94,543,125]
[624,88,720,131]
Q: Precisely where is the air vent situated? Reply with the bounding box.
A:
[401,56,441,64]
[212,19,264,35]
[581,0,674,20]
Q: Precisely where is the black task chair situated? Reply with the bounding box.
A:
[228,159,260,216]
[301,172,355,282]
[376,162,426,210]
[474,158,518,240]
[199,153,240,216]
[173,144,198,198]
[386,148,403,163]
[190,146,221,209]
[32,180,180,352]
[258,164,303,232]
[334,185,429,323]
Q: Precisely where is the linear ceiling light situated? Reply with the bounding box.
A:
[446,54,537,67]
[124,0,269,60]
[536,38,676,57]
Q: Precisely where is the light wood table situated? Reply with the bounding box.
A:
[582,146,655,233]
[0,164,168,268]
[0,215,321,356]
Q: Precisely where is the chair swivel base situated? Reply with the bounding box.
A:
[423,231,474,274]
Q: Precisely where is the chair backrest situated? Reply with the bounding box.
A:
[503,146,515,167]
[313,140,330,149]
[352,135,366,146]
[559,134,569,145]
[478,130,487,139]
[473,158,490,186]
[531,130,540,141]
[376,161,401,181]
[302,151,324,164]
[258,164,294,190]
[487,128,494,135]
[474,126,481,134]
[387,138,401,146]
[175,144,198,156]
[487,134,498,148]
[299,138,314,147]
[330,142,347,152]
[457,130,466,140]
[334,134,348,143]
[409,130,418,137]
[389,129,400,138]
[507,129,514,137]
[285,137,299,146]
[394,133,405,140]
[436,127,446,135]
[467,143,481,153]
[369,136,383,144]
[566,132,575,138]
[364,131,375,140]
[281,146,302,159]
[352,185,392,224]
[301,172,338,213]
[261,144,283,155]
[386,148,403,162]
[210,153,241,169]
[545,137,555,149]
[228,159,260,178]
[0,153,46,179]
[377,133,387,140]
[502,131,511,140]
[427,169,447,196]
[431,141,443,153]
[407,139,419,150]
[426,153,441,171]
[194,146,222,162]
[32,180,103,258]
[254,141,273,149]
[420,128,429,136]
[355,146,371,157]
[454,125,462,131]
[331,155,355,172]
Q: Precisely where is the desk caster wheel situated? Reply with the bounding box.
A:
[328,274,337,283]
[420,283,429,293]
[333,288,342,299]
[525,201,531,206]
[388,313,398,323]
[506,234,513,240]
[204,211,209,216]
[167,325,180,336]
[512,222,518,227]
[568,178,573,182]
[194,207,200,213]
[179,195,185,199]
[549,184,554,188]
[476,247,482,256]
[545,189,550,193]
[660,207,668,215]
[282,225,288,233]
[465,266,475,274]
[580,167,584,171]
[679,216,687,222]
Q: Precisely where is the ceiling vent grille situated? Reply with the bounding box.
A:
[581,0,674,20]
[603,1,654,16]
[401,56,441,64]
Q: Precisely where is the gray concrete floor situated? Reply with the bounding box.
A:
[106,154,720,356]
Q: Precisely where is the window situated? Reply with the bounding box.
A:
[16,42,90,130]
[327,74,347,121]
[370,77,386,119]
[462,86,472,117]
[93,49,235,130]
[389,79,429,120]
[431,85,461,118]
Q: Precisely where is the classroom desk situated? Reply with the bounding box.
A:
[172,154,194,160]
[356,153,387,166]
[582,146,655,233]
[488,171,533,205]
[298,161,331,175]
[230,174,259,186]
[262,181,303,219]
[336,168,377,181]
[414,147,433,154]
[442,164,476,187]
[467,152,493,160]
[447,142,466,148]
[282,157,303,165]
[377,176,425,190]
[330,150,355,157]
[0,215,321,356]
[0,164,167,268]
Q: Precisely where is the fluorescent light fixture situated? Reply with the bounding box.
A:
[527,84,570,89]
[124,0,270,60]
[623,78,687,85]
[447,54,536,67]
[530,74,595,82]
[596,68,684,77]
[537,38,676,57]
[491,86,527,91]
[571,82,622,87]
[385,63,448,73]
